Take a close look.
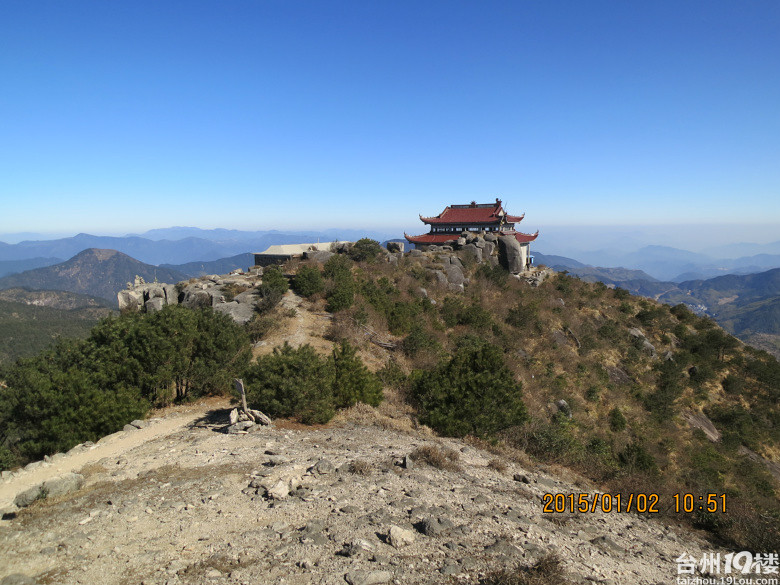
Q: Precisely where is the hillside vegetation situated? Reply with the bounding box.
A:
[1,240,779,554]
[0,290,113,364]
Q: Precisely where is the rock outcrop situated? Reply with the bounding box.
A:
[118,269,263,323]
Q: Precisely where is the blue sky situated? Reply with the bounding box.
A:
[1,1,778,244]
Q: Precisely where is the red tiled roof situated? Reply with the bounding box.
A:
[505,213,525,223]
[421,200,505,224]
[404,232,459,244]
[501,230,539,243]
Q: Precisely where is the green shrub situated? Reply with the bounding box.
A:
[326,274,355,312]
[618,442,656,472]
[597,321,620,342]
[293,265,324,297]
[440,297,492,330]
[608,407,627,432]
[347,238,383,262]
[244,343,335,424]
[261,266,289,295]
[555,274,573,294]
[0,306,252,466]
[671,304,694,322]
[376,359,408,391]
[386,301,421,335]
[331,341,383,409]
[475,264,509,287]
[245,314,276,343]
[402,325,441,357]
[360,277,396,315]
[517,416,583,463]
[84,306,250,403]
[257,266,289,313]
[410,338,527,437]
[0,342,149,462]
[323,254,353,279]
[645,359,684,419]
[614,287,630,300]
[244,341,382,424]
[585,386,601,402]
[459,302,493,329]
[440,296,465,328]
[636,307,664,326]
[0,443,19,472]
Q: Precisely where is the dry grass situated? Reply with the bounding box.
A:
[487,458,508,473]
[349,459,373,475]
[410,444,462,472]
[332,402,418,434]
[481,554,572,585]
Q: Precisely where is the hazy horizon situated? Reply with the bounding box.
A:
[1,221,779,258]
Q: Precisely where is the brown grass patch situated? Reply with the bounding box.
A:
[487,458,507,473]
[349,459,372,475]
[481,554,572,585]
[410,444,462,472]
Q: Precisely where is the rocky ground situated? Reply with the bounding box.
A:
[0,399,719,585]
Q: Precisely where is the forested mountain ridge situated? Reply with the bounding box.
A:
[0,249,189,302]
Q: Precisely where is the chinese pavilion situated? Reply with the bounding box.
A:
[405,198,538,247]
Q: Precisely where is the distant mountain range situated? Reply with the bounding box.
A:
[0,257,63,278]
[571,244,780,282]
[0,229,399,266]
[2,229,779,283]
[0,249,189,302]
[160,253,256,277]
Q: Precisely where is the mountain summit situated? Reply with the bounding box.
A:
[0,249,189,302]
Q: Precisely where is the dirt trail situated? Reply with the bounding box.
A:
[253,290,334,357]
[0,403,215,511]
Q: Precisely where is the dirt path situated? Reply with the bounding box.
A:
[253,290,334,357]
[0,402,216,512]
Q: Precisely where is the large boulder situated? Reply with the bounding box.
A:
[386,242,404,253]
[483,241,496,258]
[14,473,84,507]
[163,284,179,305]
[181,289,213,309]
[430,270,448,286]
[144,285,166,301]
[462,243,483,264]
[42,473,85,499]
[498,235,524,273]
[144,297,165,313]
[117,290,143,311]
[214,301,256,324]
[303,250,334,263]
[444,264,466,286]
[233,290,260,304]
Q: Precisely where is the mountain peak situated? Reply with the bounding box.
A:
[75,248,123,261]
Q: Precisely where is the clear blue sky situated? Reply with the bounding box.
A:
[1,1,778,240]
